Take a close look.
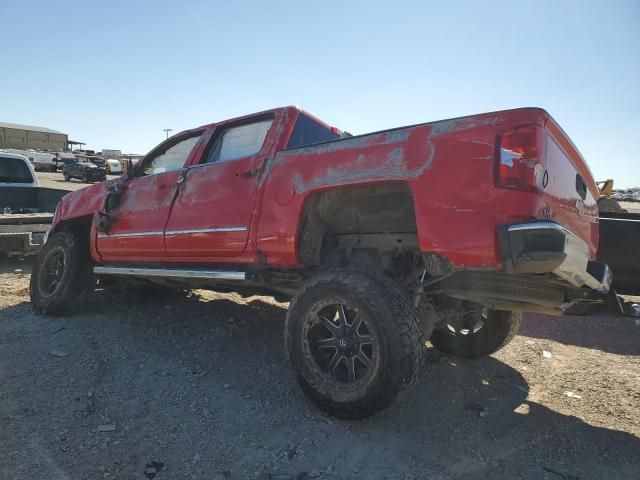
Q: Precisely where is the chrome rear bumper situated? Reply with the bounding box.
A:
[500,221,611,293]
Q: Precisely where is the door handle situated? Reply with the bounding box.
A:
[176,175,185,184]
[241,168,260,178]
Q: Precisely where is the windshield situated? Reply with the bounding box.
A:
[0,157,33,183]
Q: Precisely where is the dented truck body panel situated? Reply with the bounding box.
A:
[49,106,601,282]
[256,107,597,269]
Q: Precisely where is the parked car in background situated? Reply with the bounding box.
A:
[89,157,107,169]
[54,152,77,170]
[0,152,39,187]
[105,158,122,174]
[28,150,57,172]
[1,152,67,255]
[1,148,33,166]
[62,162,106,183]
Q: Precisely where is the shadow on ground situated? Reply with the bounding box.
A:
[520,312,640,355]
[1,284,638,479]
[0,256,33,274]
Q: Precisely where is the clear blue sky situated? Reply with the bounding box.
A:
[2,0,639,186]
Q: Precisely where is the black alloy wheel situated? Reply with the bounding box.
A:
[30,231,94,315]
[430,306,521,359]
[38,247,66,295]
[285,269,423,419]
[304,302,378,385]
[443,308,488,336]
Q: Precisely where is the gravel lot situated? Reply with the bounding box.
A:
[1,257,639,480]
[36,171,121,191]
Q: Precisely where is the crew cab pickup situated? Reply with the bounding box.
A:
[1,152,68,256]
[30,106,610,418]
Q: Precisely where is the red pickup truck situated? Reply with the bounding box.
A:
[30,106,611,418]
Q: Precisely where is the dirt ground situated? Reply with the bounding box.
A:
[36,170,84,191]
[1,258,639,480]
[619,202,640,214]
[36,171,121,191]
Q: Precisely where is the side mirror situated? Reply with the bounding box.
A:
[125,159,135,179]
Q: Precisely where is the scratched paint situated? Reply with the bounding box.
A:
[53,182,107,228]
[291,149,432,194]
[429,114,505,136]
[48,105,599,271]
[277,112,509,196]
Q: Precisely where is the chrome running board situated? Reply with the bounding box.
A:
[93,266,246,281]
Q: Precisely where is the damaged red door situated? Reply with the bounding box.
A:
[96,131,204,259]
[164,116,276,257]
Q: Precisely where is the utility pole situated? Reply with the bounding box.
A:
[163,128,173,139]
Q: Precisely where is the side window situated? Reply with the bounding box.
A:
[287,114,339,149]
[204,119,273,164]
[143,134,201,175]
[0,157,33,183]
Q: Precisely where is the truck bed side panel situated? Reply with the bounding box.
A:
[257,108,557,268]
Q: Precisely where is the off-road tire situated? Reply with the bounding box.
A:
[285,269,423,419]
[430,310,521,359]
[30,231,94,316]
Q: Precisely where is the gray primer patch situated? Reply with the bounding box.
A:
[386,130,410,143]
[280,113,503,194]
[430,115,505,136]
[292,148,433,194]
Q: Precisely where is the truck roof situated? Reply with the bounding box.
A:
[188,106,552,150]
[190,106,339,136]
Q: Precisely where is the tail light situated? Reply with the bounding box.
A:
[495,126,544,193]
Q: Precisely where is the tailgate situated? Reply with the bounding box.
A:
[0,213,52,255]
[540,116,599,258]
[0,212,54,225]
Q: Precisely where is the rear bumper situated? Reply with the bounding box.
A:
[0,230,48,256]
[498,221,611,293]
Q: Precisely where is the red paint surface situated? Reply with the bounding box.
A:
[97,171,182,257]
[50,106,599,270]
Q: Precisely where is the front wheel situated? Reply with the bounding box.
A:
[430,308,521,359]
[30,231,94,316]
[285,269,423,419]
[63,172,70,181]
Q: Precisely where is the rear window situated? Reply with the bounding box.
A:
[205,119,273,164]
[0,157,33,183]
[287,114,339,149]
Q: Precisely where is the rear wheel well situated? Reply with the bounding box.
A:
[297,183,420,271]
